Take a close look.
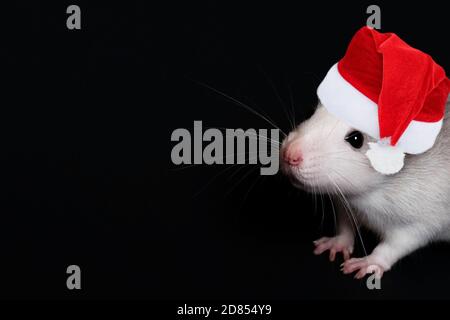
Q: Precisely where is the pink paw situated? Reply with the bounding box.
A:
[313,236,354,262]
[341,256,385,279]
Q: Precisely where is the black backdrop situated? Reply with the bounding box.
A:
[2,1,450,300]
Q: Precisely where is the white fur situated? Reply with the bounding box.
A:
[282,97,450,273]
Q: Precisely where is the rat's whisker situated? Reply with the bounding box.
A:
[222,150,260,162]
[214,128,281,147]
[328,157,369,167]
[224,165,260,198]
[193,160,258,198]
[325,117,341,141]
[257,66,295,131]
[171,163,201,171]
[221,132,281,147]
[312,174,318,217]
[287,80,297,129]
[327,193,338,236]
[332,169,360,189]
[228,162,255,181]
[319,191,326,232]
[328,175,368,257]
[239,174,264,212]
[192,80,287,137]
[192,164,244,198]
[171,151,260,171]
[320,150,354,157]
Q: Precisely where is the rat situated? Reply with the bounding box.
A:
[280,96,450,279]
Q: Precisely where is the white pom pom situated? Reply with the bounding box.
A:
[365,138,405,175]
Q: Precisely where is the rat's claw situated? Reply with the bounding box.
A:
[329,248,337,261]
[341,257,366,274]
[313,237,330,246]
[313,236,354,261]
[341,256,385,279]
[342,248,351,261]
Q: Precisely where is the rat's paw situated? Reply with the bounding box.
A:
[313,235,354,262]
[341,256,386,279]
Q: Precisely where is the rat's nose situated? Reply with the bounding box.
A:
[283,142,303,166]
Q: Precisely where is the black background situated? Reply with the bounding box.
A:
[2,1,450,300]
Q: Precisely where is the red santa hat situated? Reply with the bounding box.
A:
[317,26,450,174]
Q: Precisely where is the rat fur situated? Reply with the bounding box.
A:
[281,97,450,278]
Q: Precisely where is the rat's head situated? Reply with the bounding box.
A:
[281,105,384,195]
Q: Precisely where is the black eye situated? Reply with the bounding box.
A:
[345,131,364,149]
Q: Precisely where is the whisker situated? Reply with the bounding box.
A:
[327,175,368,256]
[327,193,338,236]
[224,165,260,198]
[222,132,281,147]
[192,164,244,198]
[239,174,264,212]
[325,117,341,141]
[319,191,325,232]
[328,157,369,167]
[171,151,260,171]
[257,65,295,131]
[287,80,297,129]
[191,80,287,137]
[228,162,254,181]
[192,158,259,198]
[319,150,354,157]
[171,163,201,171]
[312,173,318,216]
[331,169,360,190]
[205,126,282,146]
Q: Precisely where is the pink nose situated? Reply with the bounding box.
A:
[283,142,303,166]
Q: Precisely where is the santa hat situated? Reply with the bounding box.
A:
[317,26,450,175]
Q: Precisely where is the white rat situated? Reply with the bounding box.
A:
[281,97,450,278]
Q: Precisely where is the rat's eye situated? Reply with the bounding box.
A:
[345,131,364,149]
